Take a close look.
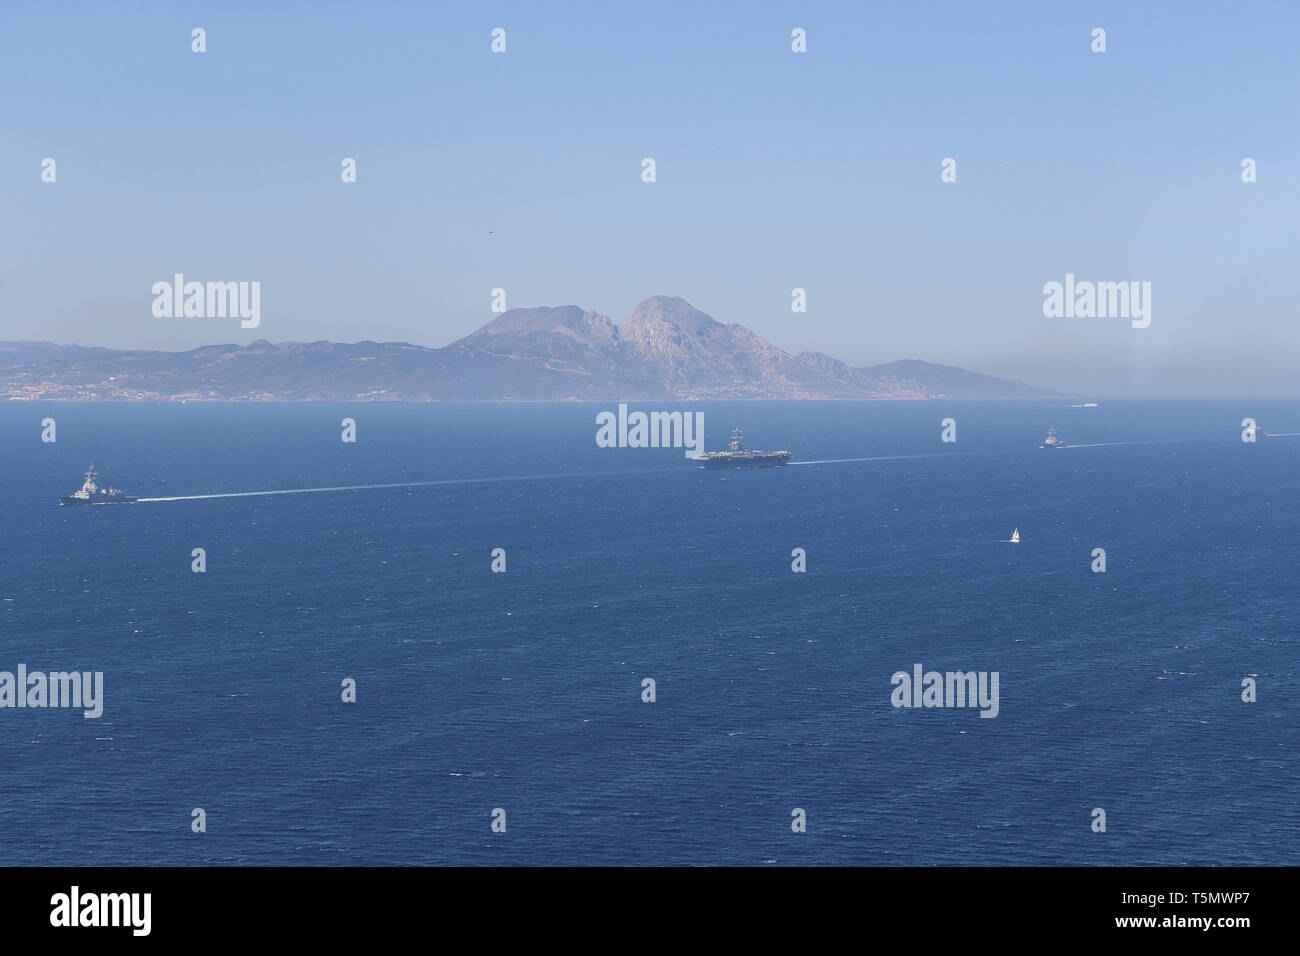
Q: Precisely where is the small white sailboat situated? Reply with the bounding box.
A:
[1008,528,1020,543]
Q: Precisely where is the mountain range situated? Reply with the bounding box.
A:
[0,296,1056,402]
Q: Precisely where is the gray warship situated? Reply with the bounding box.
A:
[59,464,139,506]
[1040,426,1068,449]
[694,427,792,469]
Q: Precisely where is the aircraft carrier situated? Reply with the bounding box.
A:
[693,428,792,469]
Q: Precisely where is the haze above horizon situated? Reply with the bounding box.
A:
[3,0,1299,396]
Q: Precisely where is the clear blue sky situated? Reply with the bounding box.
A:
[3,0,1298,395]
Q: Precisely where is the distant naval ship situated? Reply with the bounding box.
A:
[694,428,792,469]
[1040,426,1068,449]
[59,464,138,506]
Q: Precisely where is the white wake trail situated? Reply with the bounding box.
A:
[138,454,960,501]
[135,467,669,503]
[1062,439,1192,449]
[131,434,1263,502]
[791,452,964,466]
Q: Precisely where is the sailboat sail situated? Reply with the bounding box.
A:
[1010,528,1020,543]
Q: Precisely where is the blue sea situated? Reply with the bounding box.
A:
[0,400,1295,865]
